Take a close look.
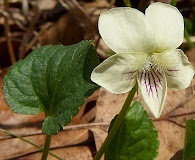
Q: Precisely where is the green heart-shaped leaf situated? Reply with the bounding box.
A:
[105,102,159,160]
[3,41,99,135]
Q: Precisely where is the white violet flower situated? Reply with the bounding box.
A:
[91,2,194,118]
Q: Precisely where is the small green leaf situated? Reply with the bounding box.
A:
[183,120,195,160]
[3,40,99,135]
[105,102,159,160]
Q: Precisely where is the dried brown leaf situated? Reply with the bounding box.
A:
[20,146,93,160]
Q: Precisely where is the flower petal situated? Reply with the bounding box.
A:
[99,7,155,53]
[91,52,149,94]
[145,2,184,52]
[138,70,167,118]
[162,49,194,89]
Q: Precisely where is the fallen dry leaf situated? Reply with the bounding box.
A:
[154,78,195,160]
[25,146,93,160]
[185,47,195,68]
[89,127,107,160]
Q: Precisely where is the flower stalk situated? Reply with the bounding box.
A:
[94,84,137,160]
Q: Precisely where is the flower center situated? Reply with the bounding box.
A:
[140,52,181,74]
[140,55,161,73]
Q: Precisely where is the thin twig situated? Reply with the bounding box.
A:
[153,111,195,123]
[59,0,91,20]
[19,23,52,59]
[109,0,116,8]
[0,9,38,36]
[3,0,16,64]
[0,36,24,44]
[59,0,95,39]
[0,128,62,160]
[0,122,109,140]
[95,35,101,49]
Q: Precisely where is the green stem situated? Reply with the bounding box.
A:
[41,135,52,160]
[93,85,137,160]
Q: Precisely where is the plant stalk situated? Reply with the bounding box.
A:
[41,134,52,160]
[93,85,137,160]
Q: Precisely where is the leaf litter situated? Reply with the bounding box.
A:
[0,0,195,159]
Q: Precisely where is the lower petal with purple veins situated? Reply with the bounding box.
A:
[137,69,167,118]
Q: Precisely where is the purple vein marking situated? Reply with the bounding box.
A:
[140,69,163,99]
[123,71,137,80]
[151,70,163,98]
[147,72,153,97]
[144,72,148,95]
[151,71,158,98]
[139,72,143,83]
[139,69,164,98]
[165,69,179,77]
[123,71,137,74]
[167,69,179,71]
[154,70,163,87]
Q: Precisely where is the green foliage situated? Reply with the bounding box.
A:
[3,41,99,135]
[105,102,159,160]
[105,50,116,56]
[123,0,131,7]
[184,28,195,49]
[184,18,193,35]
[170,0,177,6]
[183,120,195,160]
[184,18,194,49]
